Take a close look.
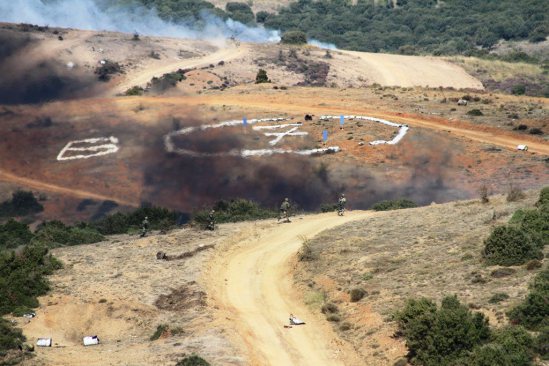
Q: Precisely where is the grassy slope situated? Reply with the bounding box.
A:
[297,189,547,363]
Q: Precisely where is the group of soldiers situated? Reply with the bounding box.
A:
[140,194,348,235]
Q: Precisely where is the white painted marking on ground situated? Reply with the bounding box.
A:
[57,136,119,161]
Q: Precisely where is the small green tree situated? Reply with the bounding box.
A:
[482,226,542,266]
[281,31,307,45]
[255,69,270,84]
[176,355,210,366]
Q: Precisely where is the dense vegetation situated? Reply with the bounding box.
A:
[396,295,538,365]
[192,198,278,227]
[483,187,548,266]
[371,198,417,211]
[264,0,548,56]
[92,206,180,235]
[175,355,211,366]
[508,266,549,331]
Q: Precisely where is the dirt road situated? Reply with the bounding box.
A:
[113,43,247,94]
[207,211,372,366]
[0,169,137,207]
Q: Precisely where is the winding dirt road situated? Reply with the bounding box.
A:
[207,211,372,366]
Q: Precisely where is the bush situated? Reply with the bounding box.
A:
[192,199,277,226]
[396,296,490,366]
[529,128,543,135]
[509,209,548,247]
[478,185,489,203]
[0,244,62,315]
[0,219,33,250]
[483,226,543,266]
[535,327,549,360]
[255,69,270,84]
[0,318,25,354]
[467,109,484,116]
[150,324,168,341]
[488,293,509,304]
[33,221,104,248]
[256,10,271,23]
[125,86,144,96]
[176,355,210,366]
[511,84,526,95]
[537,187,549,207]
[372,198,417,211]
[508,267,549,330]
[281,31,307,45]
[0,191,43,218]
[321,302,339,314]
[350,288,366,302]
[326,314,341,322]
[93,206,179,235]
[149,69,186,91]
[467,326,534,366]
[95,60,121,81]
[507,184,525,202]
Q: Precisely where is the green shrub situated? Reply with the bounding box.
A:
[321,302,339,314]
[0,244,62,315]
[125,86,144,96]
[225,2,255,24]
[0,318,25,354]
[467,326,534,366]
[372,198,417,211]
[320,203,339,212]
[150,324,168,341]
[93,206,179,235]
[482,226,542,266]
[256,10,271,23]
[350,288,366,302]
[0,191,43,218]
[535,327,549,360]
[326,314,341,322]
[488,293,509,304]
[508,267,549,330]
[467,109,484,116]
[510,208,548,247]
[281,31,307,45]
[0,219,33,250]
[537,187,549,207]
[395,296,490,366]
[192,199,277,226]
[511,84,526,95]
[176,355,210,366]
[32,221,104,248]
[255,69,270,83]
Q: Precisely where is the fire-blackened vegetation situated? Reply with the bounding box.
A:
[95,60,122,81]
[260,49,330,86]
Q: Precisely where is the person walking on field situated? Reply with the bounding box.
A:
[337,194,347,216]
[140,216,149,237]
[207,209,216,231]
[278,198,291,223]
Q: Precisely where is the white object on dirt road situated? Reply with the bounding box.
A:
[517,144,528,151]
[289,314,305,325]
[83,336,100,346]
[36,338,52,347]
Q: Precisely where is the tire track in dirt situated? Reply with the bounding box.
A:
[206,211,373,366]
[0,169,137,206]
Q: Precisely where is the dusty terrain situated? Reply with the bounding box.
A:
[297,190,548,365]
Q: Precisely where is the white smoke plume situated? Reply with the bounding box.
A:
[0,0,281,43]
[307,39,338,50]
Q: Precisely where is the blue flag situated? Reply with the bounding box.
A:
[243,117,247,126]
[322,130,328,142]
[340,115,344,126]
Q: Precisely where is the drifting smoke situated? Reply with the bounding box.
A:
[308,39,338,50]
[0,0,280,43]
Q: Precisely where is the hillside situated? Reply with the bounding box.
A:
[5,189,546,365]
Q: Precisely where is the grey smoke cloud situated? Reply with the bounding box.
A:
[0,0,281,43]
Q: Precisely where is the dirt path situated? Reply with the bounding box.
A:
[0,169,137,206]
[113,43,247,94]
[206,211,373,365]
